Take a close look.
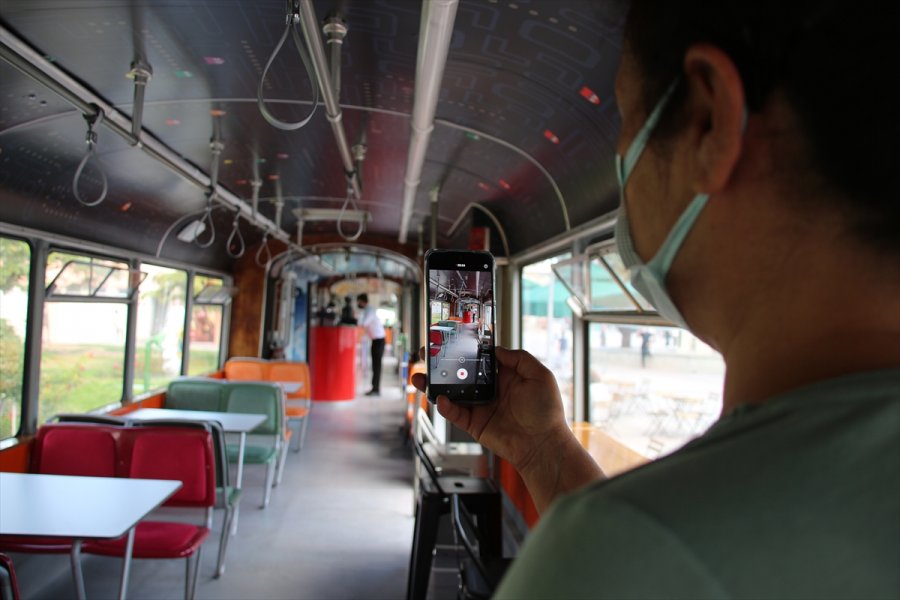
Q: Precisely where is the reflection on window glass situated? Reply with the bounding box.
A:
[598,252,653,310]
[522,255,574,421]
[193,274,230,303]
[134,264,186,395]
[588,323,725,463]
[188,304,222,376]
[0,237,30,439]
[39,302,127,422]
[45,252,132,298]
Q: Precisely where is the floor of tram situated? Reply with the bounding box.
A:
[10,354,439,600]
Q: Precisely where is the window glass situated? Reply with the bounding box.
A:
[45,252,132,298]
[0,237,30,439]
[39,302,127,422]
[588,323,725,461]
[133,264,186,395]
[522,255,574,421]
[188,304,223,376]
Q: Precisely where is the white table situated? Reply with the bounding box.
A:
[430,325,455,343]
[0,472,180,600]
[123,408,266,535]
[275,381,303,395]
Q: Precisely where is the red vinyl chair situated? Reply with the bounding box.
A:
[429,330,444,369]
[0,553,21,600]
[0,424,119,555]
[83,427,216,600]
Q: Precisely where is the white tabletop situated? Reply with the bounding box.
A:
[430,326,453,332]
[276,381,303,394]
[124,408,266,433]
[0,472,180,539]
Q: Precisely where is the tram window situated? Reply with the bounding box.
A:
[522,255,574,421]
[41,251,130,420]
[133,264,186,396]
[187,275,225,376]
[0,237,30,439]
[588,323,725,462]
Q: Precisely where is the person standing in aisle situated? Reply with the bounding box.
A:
[357,293,385,396]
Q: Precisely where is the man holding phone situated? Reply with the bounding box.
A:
[357,293,385,396]
[412,1,899,597]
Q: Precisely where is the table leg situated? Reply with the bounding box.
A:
[71,539,86,600]
[118,526,136,600]
[231,432,247,536]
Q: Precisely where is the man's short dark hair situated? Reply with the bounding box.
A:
[357,293,368,304]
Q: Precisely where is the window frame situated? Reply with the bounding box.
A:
[0,223,232,439]
[0,234,33,442]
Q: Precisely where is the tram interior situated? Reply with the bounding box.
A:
[0,1,732,599]
[428,269,494,386]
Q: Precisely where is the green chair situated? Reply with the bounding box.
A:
[223,382,285,508]
[166,378,226,412]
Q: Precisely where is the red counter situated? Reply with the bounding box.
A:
[310,326,357,401]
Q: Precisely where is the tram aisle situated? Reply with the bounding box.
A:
[16,356,415,600]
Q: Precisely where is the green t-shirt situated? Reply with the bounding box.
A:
[495,369,900,599]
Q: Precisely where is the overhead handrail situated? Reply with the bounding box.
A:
[72,105,108,207]
[126,57,152,144]
[255,233,273,268]
[196,123,224,248]
[258,0,320,131]
[336,183,364,242]
[446,202,511,257]
[226,209,246,258]
[0,23,303,254]
[298,0,362,201]
[195,193,217,249]
[251,151,262,218]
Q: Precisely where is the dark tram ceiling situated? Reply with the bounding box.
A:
[0,0,626,271]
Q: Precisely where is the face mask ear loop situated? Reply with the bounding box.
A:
[257,0,320,131]
[226,209,246,258]
[620,79,681,185]
[73,107,108,207]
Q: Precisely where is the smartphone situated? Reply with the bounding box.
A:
[424,249,497,404]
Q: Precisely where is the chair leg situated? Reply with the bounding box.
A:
[290,418,302,452]
[299,413,310,450]
[215,505,233,578]
[187,545,203,600]
[406,491,444,600]
[275,438,289,486]
[262,460,275,508]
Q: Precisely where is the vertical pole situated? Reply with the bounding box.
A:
[21,239,47,434]
[429,187,439,250]
[123,257,139,403]
[181,271,195,375]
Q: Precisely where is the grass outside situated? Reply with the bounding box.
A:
[37,344,220,423]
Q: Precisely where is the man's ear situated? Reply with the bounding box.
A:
[682,43,746,194]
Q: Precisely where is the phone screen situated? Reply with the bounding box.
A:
[425,250,496,404]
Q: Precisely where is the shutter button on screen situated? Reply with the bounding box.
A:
[456,368,468,380]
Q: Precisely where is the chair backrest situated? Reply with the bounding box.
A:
[120,426,216,508]
[224,359,266,381]
[128,419,230,490]
[31,423,119,477]
[224,382,282,435]
[166,378,225,412]
[429,330,443,355]
[0,553,20,600]
[267,361,310,400]
[47,413,126,426]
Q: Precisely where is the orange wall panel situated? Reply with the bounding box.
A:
[0,437,32,473]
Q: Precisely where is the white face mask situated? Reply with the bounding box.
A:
[614,80,711,329]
